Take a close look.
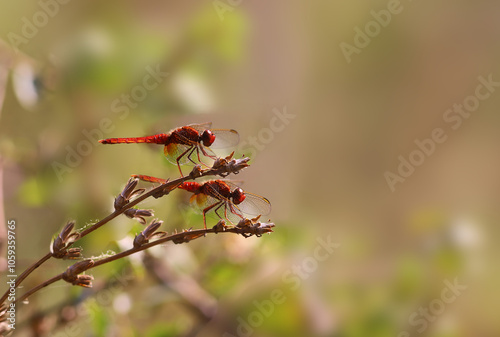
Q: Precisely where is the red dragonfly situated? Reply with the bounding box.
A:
[99,123,239,176]
[132,175,272,229]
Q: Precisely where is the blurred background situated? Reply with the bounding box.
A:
[1,1,500,336]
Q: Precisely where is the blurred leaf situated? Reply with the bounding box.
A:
[345,311,394,337]
[205,262,244,296]
[435,247,463,275]
[145,323,181,337]
[393,256,424,302]
[188,5,248,63]
[410,209,447,233]
[18,175,49,206]
[91,305,109,337]
[258,293,303,337]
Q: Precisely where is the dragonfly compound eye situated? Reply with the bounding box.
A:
[201,130,216,147]
[232,188,246,205]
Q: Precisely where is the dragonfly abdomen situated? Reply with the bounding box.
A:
[99,134,170,144]
[178,182,201,193]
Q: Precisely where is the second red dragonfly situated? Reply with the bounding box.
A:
[132,175,272,229]
[99,123,239,176]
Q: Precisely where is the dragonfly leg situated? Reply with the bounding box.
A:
[199,144,217,160]
[228,203,244,220]
[183,145,211,169]
[202,201,222,230]
[193,145,212,168]
[222,203,243,226]
[176,145,195,177]
[185,146,201,166]
[213,202,229,224]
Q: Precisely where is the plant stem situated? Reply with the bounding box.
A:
[14,223,273,305]
[0,253,52,305]
[75,164,230,239]
[4,158,250,306]
[0,169,185,305]
[13,275,63,306]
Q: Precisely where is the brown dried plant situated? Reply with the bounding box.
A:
[0,146,274,334]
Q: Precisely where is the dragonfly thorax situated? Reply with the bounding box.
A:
[231,188,246,205]
[201,130,216,147]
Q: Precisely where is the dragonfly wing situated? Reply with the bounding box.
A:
[164,143,194,165]
[203,182,245,223]
[222,180,244,188]
[236,192,272,216]
[188,193,237,224]
[190,193,219,209]
[196,197,245,225]
[187,122,213,133]
[210,129,240,149]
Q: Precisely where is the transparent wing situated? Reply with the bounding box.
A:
[189,192,221,210]
[210,129,240,149]
[233,192,272,216]
[202,182,245,223]
[207,181,271,217]
[185,181,270,225]
[163,143,196,165]
[186,189,242,224]
[217,179,244,187]
[187,122,213,133]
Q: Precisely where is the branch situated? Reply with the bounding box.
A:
[0,155,250,306]
[2,154,251,305]
[14,218,274,305]
[75,154,251,240]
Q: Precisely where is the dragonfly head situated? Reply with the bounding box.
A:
[201,130,216,147]
[231,188,246,205]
